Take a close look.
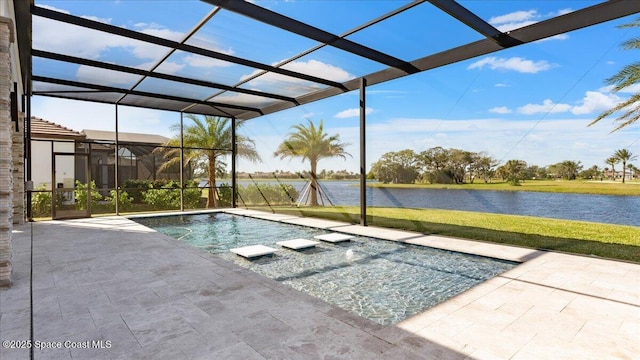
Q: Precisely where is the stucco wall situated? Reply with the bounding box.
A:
[30,140,76,190]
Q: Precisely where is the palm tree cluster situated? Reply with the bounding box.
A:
[158,115,260,208]
[547,160,583,180]
[274,119,351,206]
[605,149,637,183]
[157,117,349,208]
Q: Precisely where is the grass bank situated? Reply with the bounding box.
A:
[368,179,640,196]
[263,205,640,263]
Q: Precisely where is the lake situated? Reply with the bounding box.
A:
[237,179,640,227]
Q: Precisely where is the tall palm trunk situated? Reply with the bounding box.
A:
[309,159,318,206]
[207,154,217,208]
[622,160,626,183]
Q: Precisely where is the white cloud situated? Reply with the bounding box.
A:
[31,97,178,136]
[81,15,112,24]
[489,10,538,32]
[33,15,180,62]
[133,28,184,60]
[468,57,552,73]
[489,9,569,40]
[281,59,354,82]
[38,4,70,14]
[517,99,572,115]
[240,59,355,96]
[618,83,640,94]
[213,92,276,107]
[514,88,629,116]
[489,106,512,114]
[489,10,538,27]
[570,91,621,115]
[536,34,569,42]
[552,8,574,16]
[75,60,186,87]
[34,17,119,59]
[494,83,510,87]
[241,60,355,84]
[183,54,234,68]
[334,107,374,119]
[495,20,537,33]
[151,61,186,75]
[76,65,141,86]
[361,117,639,168]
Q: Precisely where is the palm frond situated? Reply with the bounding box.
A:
[593,18,640,131]
[621,37,640,51]
[618,18,640,30]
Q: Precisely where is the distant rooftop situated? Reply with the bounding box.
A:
[81,129,169,145]
[30,116,84,140]
[30,116,169,145]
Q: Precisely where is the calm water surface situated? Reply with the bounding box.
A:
[238,180,640,226]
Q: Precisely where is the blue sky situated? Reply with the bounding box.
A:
[32,0,640,173]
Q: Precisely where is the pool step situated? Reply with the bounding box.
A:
[230,245,277,259]
[277,238,320,250]
[313,233,354,243]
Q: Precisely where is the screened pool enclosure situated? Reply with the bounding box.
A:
[15,0,640,221]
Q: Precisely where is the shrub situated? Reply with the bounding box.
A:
[183,186,203,209]
[122,179,195,207]
[107,190,133,212]
[237,183,298,205]
[31,186,52,218]
[120,179,150,203]
[75,180,102,210]
[142,184,181,210]
[217,183,232,207]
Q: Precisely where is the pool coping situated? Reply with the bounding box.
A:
[129,206,529,261]
[134,208,541,263]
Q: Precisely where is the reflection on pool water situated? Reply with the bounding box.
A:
[135,213,517,325]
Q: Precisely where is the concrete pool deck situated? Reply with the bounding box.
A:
[1,209,638,359]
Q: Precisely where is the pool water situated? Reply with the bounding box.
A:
[135,213,517,325]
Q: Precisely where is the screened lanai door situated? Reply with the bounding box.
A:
[52,152,91,219]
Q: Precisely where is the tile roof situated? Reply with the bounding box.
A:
[29,117,169,145]
[30,116,85,140]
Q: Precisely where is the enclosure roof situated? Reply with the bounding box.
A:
[16,0,640,120]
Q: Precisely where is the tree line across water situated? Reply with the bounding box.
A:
[369,147,638,185]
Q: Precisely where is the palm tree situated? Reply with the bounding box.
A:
[628,164,637,180]
[606,156,619,181]
[274,119,350,206]
[590,18,640,131]
[159,115,260,208]
[614,149,637,183]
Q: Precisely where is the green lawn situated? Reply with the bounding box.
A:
[368,179,640,196]
[264,205,640,263]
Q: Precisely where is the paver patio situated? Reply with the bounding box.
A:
[1,209,638,359]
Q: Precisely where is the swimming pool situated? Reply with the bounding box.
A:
[135,212,517,325]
